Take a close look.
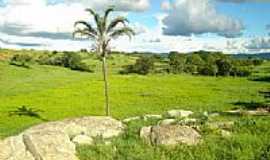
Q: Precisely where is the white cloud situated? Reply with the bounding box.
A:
[244,37,270,51]
[64,0,150,12]
[0,0,268,54]
[0,0,89,39]
[162,0,244,38]
[0,0,150,51]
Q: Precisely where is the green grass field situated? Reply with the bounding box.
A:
[0,54,269,137]
[0,52,270,159]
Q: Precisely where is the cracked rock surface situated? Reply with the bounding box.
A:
[0,116,124,160]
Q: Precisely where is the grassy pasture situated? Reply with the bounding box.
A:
[0,51,270,159]
[0,53,269,138]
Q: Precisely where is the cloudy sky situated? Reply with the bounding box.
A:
[0,0,269,53]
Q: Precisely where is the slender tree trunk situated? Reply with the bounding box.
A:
[102,56,110,116]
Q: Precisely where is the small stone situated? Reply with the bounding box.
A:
[179,118,197,125]
[207,121,234,130]
[72,135,93,145]
[104,141,112,146]
[166,110,193,118]
[143,114,162,120]
[159,119,176,126]
[209,113,220,117]
[123,116,141,123]
[221,130,232,138]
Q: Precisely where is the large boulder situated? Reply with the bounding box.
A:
[23,131,78,160]
[0,116,124,160]
[140,125,201,146]
[25,116,125,139]
[0,135,35,160]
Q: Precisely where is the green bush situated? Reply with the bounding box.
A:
[37,52,92,72]
[9,54,33,68]
[198,65,218,76]
[120,56,155,75]
[216,59,232,76]
[230,67,252,77]
[62,52,92,72]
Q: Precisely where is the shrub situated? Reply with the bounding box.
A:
[62,52,92,72]
[198,65,218,76]
[230,67,252,77]
[120,56,155,75]
[37,52,92,72]
[9,54,33,68]
[252,59,263,66]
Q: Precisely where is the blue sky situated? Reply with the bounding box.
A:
[0,0,269,53]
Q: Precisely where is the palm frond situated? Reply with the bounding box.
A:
[104,6,114,22]
[85,8,100,31]
[73,28,96,39]
[74,20,98,36]
[110,27,135,40]
[107,17,129,33]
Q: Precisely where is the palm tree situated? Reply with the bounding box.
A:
[73,7,135,116]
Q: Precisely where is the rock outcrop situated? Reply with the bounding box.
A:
[0,116,124,160]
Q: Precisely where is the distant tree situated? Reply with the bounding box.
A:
[216,59,232,76]
[252,59,263,66]
[198,64,218,76]
[184,65,197,74]
[73,7,135,116]
[168,53,186,74]
[80,49,88,53]
[186,54,204,66]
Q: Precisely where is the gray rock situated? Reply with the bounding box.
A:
[166,110,193,118]
[23,131,78,160]
[0,135,35,160]
[140,125,201,146]
[0,116,124,160]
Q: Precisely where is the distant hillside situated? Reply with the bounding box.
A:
[232,53,270,60]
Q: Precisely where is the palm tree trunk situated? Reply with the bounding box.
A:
[102,56,110,116]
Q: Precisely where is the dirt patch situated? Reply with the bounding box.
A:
[0,54,10,61]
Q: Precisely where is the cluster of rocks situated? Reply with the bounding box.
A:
[0,116,124,160]
[123,109,235,146]
[137,110,202,146]
[2,108,258,159]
